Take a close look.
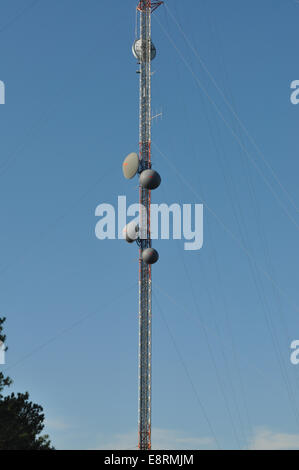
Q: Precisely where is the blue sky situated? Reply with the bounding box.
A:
[0,0,299,450]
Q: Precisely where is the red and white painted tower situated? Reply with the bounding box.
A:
[123,0,163,451]
[136,0,163,451]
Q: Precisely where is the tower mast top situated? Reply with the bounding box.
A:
[137,1,164,13]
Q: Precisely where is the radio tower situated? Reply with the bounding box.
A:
[122,0,163,451]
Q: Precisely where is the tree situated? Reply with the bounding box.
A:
[0,317,12,397]
[0,317,54,450]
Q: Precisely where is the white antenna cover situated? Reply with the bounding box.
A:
[123,221,139,243]
[132,39,157,61]
[122,152,139,179]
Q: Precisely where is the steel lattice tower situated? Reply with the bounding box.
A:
[122,0,162,452]
[137,0,163,451]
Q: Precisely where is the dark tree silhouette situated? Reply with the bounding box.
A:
[0,317,54,450]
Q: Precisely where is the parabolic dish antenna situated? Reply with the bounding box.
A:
[139,169,161,190]
[132,39,157,61]
[123,221,139,243]
[122,152,139,179]
[142,248,159,265]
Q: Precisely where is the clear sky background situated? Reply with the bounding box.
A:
[0,0,299,450]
